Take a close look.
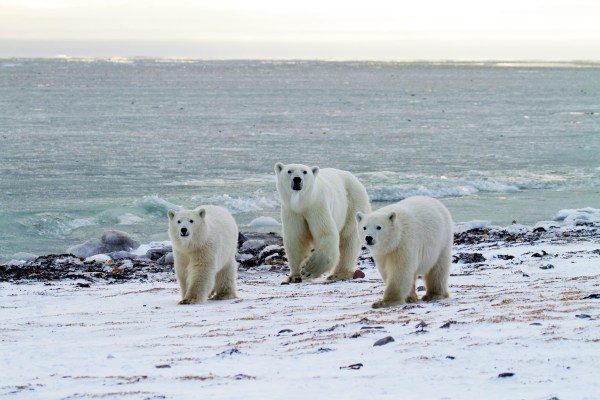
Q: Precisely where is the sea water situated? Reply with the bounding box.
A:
[1,59,599,262]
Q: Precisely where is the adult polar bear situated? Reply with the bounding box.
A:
[275,162,371,283]
[356,196,453,308]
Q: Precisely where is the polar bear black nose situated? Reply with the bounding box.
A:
[293,177,302,185]
[365,235,374,245]
[180,227,188,236]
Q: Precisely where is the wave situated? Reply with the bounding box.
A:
[191,193,280,214]
[362,170,591,202]
[136,195,183,216]
[18,213,95,238]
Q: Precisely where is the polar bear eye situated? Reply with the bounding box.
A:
[177,220,181,224]
[189,219,194,223]
[303,170,307,175]
[287,170,292,174]
[363,227,366,230]
[376,226,382,230]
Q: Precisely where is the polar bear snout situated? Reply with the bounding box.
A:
[365,235,375,245]
[180,227,190,237]
[292,176,303,191]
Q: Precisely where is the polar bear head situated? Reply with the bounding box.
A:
[168,207,207,249]
[274,162,320,210]
[356,210,400,254]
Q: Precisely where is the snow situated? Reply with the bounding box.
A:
[2,229,600,399]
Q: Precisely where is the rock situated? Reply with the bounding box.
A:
[67,230,141,258]
[498,372,515,378]
[453,252,486,264]
[373,336,395,346]
[101,230,140,248]
[146,246,172,261]
[353,269,365,279]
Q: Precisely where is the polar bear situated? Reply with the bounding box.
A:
[275,162,371,283]
[356,196,453,308]
[167,205,238,304]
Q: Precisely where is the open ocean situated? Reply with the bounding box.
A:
[1,58,599,262]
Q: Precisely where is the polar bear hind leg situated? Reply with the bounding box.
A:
[422,246,451,301]
[372,259,417,308]
[328,225,360,280]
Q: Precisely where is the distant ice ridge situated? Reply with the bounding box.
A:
[554,207,600,225]
[362,170,581,202]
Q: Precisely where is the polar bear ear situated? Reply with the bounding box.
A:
[198,208,206,219]
[311,166,320,177]
[356,212,363,223]
[275,162,284,174]
[167,210,176,220]
[388,212,396,223]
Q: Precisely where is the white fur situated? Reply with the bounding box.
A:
[167,205,238,304]
[275,162,371,283]
[356,196,453,308]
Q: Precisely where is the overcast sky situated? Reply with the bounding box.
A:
[1,0,599,60]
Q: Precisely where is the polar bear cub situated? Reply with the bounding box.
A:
[168,205,238,305]
[356,196,453,308]
[275,162,371,283]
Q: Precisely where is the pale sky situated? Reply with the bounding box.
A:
[1,0,599,60]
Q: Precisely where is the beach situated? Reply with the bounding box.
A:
[2,213,599,399]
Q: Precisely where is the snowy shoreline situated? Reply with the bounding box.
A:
[1,212,600,399]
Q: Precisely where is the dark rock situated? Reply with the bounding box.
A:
[373,336,395,346]
[146,246,172,260]
[575,314,591,319]
[339,363,363,370]
[353,269,365,279]
[539,264,555,270]
[453,253,486,264]
[582,294,600,299]
[217,348,241,357]
[440,321,457,328]
[498,372,515,378]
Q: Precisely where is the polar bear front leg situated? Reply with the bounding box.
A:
[328,227,361,281]
[179,264,216,305]
[300,233,340,279]
[372,258,417,309]
[281,210,312,284]
[173,253,189,299]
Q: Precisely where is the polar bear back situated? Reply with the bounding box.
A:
[316,168,350,228]
[376,196,453,269]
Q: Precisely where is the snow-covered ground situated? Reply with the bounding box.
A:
[2,223,600,399]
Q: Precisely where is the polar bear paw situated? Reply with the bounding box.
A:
[372,299,404,309]
[179,298,199,305]
[326,271,354,281]
[422,292,449,302]
[281,275,303,285]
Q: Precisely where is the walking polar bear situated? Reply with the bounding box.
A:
[356,196,453,308]
[275,162,371,283]
[168,205,238,304]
